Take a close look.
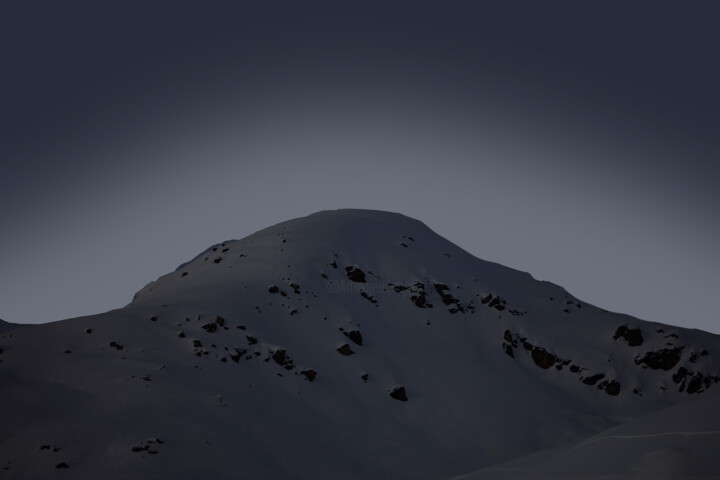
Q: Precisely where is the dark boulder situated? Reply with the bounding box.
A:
[531,348,556,369]
[389,386,408,401]
[345,266,366,283]
[272,349,287,365]
[582,373,606,386]
[346,330,363,346]
[337,344,354,356]
[601,380,621,396]
[413,293,426,308]
[201,323,217,333]
[301,369,317,382]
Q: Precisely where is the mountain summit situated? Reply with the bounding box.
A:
[1,209,719,479]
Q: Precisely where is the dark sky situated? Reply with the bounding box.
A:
[1,2,719,333]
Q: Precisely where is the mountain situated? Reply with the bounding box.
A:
[1,209,718,479]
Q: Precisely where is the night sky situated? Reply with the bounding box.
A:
[1,2,718,333]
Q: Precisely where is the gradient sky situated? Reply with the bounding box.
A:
[1,2,718,334]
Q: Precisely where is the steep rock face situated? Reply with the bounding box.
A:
[2,210,719,480]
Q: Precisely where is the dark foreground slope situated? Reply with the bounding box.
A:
[1,210,718,479]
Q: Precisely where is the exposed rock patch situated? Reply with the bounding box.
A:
[301,369,317,382]
[613,325,644,346]
[634,348,683,371]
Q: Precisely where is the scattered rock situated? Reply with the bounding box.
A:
[272,349,287,365]
[600,380,621,396]
[582,373,606,386]
[389,386,408,401]
[177,331,185,338]
[360,291,378,304]
[109,341,124,351]
[345,266,366,283]
[531,348,556,369]
[301,369,317,382]
[55,462,69,469]
[202,323,218,333]
[337,344,354,356]
[361,373,369,382]
[229,348,246,363]
[346,330,363,346]
[85,328,92,334]
[613,325,644,346]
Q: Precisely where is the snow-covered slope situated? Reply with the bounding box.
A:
[1,209,718,479]
[454,387,720,479]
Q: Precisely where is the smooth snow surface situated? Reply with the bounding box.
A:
[1,210,718,479]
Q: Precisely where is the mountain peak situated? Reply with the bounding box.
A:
[133,209,538,310]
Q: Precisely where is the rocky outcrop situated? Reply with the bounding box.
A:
[613,325,644,346]
[634,348,682,370]
[672,366,720,394]
[503,329,621,396]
